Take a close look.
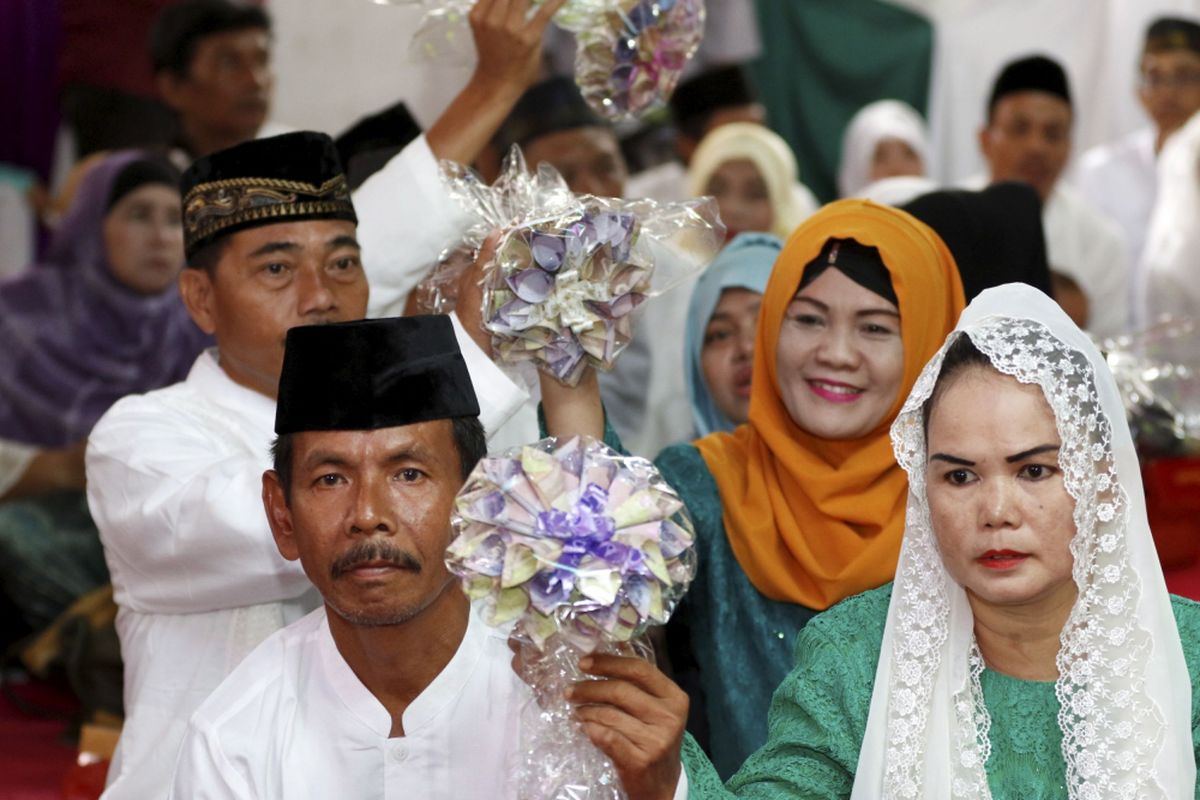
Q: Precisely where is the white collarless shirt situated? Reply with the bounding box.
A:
[171,607,525,799]
[171,606,689,800]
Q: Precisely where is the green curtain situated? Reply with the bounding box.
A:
[750,0,934,203]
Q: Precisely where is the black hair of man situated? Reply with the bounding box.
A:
[150,0,272,78]
[270,417,487,504]
[186,238,227,274]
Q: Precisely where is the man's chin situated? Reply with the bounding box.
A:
[328,602,421,628]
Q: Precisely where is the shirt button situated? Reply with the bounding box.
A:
[391,745,408,763]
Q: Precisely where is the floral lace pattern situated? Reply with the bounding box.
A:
[885,316,1166,799]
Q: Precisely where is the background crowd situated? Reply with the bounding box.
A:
[3,0,1200,798]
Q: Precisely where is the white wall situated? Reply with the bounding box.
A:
[269,0,476,135]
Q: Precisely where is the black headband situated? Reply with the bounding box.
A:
[798,237,898,307]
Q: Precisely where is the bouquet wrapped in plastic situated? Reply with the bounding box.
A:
[446,435,697,800]
[414,146,723,385]
[396,0,705,120]
[1104,318,1200,457]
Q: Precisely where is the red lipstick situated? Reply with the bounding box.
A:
[977,550,1029,570]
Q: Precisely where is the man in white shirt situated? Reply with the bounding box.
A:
[976,55,1129,340]
[170,316,689,799]
[1076,17,1200,322]
[87,3,564,795]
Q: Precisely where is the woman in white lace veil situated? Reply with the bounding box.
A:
[852,283,1195,799]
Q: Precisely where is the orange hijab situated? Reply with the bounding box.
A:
[694,199,965,608]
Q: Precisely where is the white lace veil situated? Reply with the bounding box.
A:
[851,284,1194,799]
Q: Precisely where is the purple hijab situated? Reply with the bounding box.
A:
[0,151,212,448]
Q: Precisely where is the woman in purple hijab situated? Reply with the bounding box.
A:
[0,150,210,638]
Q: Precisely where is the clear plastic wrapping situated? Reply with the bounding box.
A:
[416,146,724,384]
[393,0,705,120]
[445,434,698,799]
[1104,319,1200,457]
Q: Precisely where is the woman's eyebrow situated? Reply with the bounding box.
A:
[790,295,827,310]
[930,453,974,466]
[1005,443,1059,463]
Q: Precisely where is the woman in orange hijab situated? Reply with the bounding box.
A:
[539,198,965,778]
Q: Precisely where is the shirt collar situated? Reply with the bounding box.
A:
[187,348,277,426]
[318,605,488,739]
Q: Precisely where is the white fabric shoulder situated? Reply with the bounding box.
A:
[189,607,325,733]
[168,609,326,800]
[1075,128,1150,176]
[86,351,308,615]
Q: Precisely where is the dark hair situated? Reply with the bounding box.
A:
[150,0,272,77]
[186,237,228,274]
[921,334,992,433]
[669,64,758,142]
[270,416,487,503]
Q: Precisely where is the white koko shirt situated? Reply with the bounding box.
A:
[170,606,689,800]
[88,133,529,800]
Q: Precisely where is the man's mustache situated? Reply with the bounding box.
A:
[331,541,421,579]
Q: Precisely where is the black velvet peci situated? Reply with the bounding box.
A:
[274,315,481,435]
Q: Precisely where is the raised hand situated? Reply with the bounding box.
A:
[468,0,568,93]
[427,0,570,165]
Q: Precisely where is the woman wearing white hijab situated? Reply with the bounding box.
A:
[672,283,1199,798]
[838,100,929,199]
[686,122,818,241]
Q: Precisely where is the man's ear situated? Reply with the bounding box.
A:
[179,268,218,335]
[263,470,301,562]
[977,124,992,162]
